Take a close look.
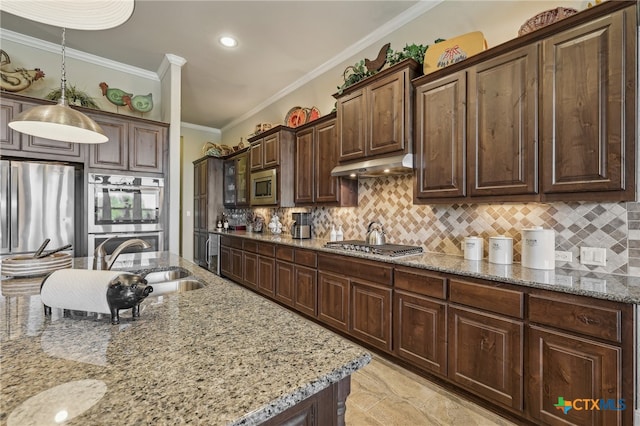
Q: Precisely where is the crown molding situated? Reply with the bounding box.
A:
[221,0,444,133]
[0,28,159,81]
[181,122,222,134]
[158,53,187,79]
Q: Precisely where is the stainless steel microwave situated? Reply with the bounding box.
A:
[250,168,277,205]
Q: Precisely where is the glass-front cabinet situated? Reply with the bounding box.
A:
[223,152,249,207]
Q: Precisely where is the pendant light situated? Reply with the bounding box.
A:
[8,28,108,144]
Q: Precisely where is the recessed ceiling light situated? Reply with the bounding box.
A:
[219,36,238,48]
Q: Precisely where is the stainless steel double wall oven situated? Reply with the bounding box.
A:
[87,173,164,254]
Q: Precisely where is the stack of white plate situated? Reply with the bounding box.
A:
[1,253,72,278]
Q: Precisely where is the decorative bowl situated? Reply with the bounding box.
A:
[518,7,578,37]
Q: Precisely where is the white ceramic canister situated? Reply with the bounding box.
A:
[463,237,484,261]
[489,236,513,265]
[521,227,555,270]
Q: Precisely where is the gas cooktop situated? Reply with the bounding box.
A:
[324,240,423,257]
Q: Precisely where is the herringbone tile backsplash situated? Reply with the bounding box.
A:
[232,175,640,276]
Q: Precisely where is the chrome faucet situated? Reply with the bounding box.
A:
[93,237,152,270]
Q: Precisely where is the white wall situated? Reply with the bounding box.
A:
[180,124,222,262]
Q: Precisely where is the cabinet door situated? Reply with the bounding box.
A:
[367,69,406,157]
[541,9,633,197]
[129,122,164,173]
[448,305,523,411]
[394,290,447,376]
[294,127,314,204]
[315,118,342,203]
[250,141,263,170]
[263,133,280,168]
[294,265,317,317]
[88,116,128,170]
[468,44,538,197]
[223,159,237,206]
[337,88,366,162]
[235,154,249,206]
[193,160,208,231]
[414,72,466,199]
[0,98,21,151]
[275,261,295,306]
[193,231,208,268]
[318,271,350,332]
[243,252,258,289]
[230,248,244,283]
[257,255,275,297]
[528,326,623,426]
[220,246,232,277]
[350,280,392,353]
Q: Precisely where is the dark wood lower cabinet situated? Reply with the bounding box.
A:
[261,376,351,426]
[527,326,623,426]
[318,271,350,332]
[223,236,633,426]
[257,256,275,297]
[394,290,447,376]
[275,261,295,306]
[294,265,317,317]
[448,305,523,411]
[350,280,392,353]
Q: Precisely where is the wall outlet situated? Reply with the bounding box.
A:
[579,247,607,267]
[555,251,572,262]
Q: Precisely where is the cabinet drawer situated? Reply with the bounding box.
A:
[528,294,622,343]
[295,249,317,268]
[243,240,258,253]
[220,235,242,249]
[276,246,294,262]
[394,267,446,299]
[318,253,392,286]
[449,279,523,319]
[257,242,275,257]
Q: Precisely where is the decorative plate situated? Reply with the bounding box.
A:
[285,107,308,128]
[306,107,321,122]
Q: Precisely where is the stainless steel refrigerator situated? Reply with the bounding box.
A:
[0,160,75,257]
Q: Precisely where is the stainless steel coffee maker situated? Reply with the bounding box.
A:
[291,212,311,239]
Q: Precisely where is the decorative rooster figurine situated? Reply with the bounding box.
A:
[365,42,390,73]
[0,50,45,92]
[122,93,153,114]
[99,82,132,109]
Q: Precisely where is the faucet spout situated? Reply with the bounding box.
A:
[93,237,152,270]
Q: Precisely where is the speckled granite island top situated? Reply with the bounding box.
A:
[0,253,371,425]
[216,231,640,304]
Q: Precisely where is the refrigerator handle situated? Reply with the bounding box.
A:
[205,236,211,269]
[0,162,9,251]
[10,166,18,249]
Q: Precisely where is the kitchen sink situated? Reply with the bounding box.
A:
[143,268,191,284]
[148,278,205,296]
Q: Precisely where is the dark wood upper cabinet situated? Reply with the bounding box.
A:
[88,116,129,170]
[468,44,538,197]
[294,114,357,206]
[335,59,419,163]
[223,151,249,207]
[0,98,21,151]
[129,122,164,173]
[414,71,466,200]
[541,6,636,201]
[413,1,636,204]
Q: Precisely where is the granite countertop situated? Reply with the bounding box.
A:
[214,230,640,304]
[0,253,370,425]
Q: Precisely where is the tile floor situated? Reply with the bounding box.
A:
[346,355,516,426]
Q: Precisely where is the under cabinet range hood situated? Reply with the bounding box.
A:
[330,153,414,178]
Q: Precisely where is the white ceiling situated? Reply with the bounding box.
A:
[0,1,434,130]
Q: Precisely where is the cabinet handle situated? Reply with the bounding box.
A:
[577,314,600,326]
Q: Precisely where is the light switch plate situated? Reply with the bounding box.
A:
[580,247,607,267]
[555,251,572,262]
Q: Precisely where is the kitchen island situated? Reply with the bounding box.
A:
[0,252,371,425]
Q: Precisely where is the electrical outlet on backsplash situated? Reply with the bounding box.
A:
[224,176,640,276]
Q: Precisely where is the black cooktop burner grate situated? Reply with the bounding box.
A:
[325,240,423,257]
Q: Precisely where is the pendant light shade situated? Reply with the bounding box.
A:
[9,100,108,144]
[8,28,108,144]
